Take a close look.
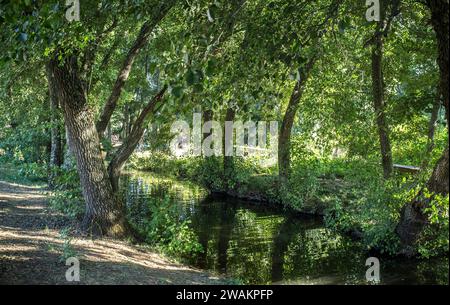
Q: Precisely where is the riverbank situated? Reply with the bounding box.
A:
[122,171,449,285]
[127,152,449,258]
[0,178,227,284]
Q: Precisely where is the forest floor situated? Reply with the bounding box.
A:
[0,179,225,285]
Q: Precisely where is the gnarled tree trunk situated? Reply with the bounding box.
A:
[47,55,128,237]
[396,0,449,256]
[427,0,449,130]
[396,146,449,256]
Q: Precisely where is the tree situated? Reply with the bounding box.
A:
[46,65,64,188]
[366,0,399,179]
[396,0,449,256]
[0,0,178,236]
[278,56,317,178]
[223,105,236,190]
[47,55,130,235]
[277,0,342,178]
[108,86,167,192]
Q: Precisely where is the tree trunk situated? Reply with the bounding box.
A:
[371,30,393,179]
[427,0,449,131]
[278,82,300,179]
[223,107,235,190]
[48,96,63,188]
[278,57,316,179]
[108,88,166,192]
[47,66,64,171]
[47,55,128,237]
[396,146,449,256]
[421,88,441,169]
[96,1,176,136]
[203,109,213,142]
[396,0,449,256]
[62,124,76,169]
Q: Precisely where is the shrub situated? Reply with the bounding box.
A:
[128,151,449,257]
[418,191,449,258]
[48,166,84,219]
[17,162,47,181]
[128,195,203,260]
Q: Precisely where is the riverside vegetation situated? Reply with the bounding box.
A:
[0,0,448,284]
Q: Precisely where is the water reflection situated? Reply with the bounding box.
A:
[121,171,449,285]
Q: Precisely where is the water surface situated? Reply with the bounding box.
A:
[122,171,449,285]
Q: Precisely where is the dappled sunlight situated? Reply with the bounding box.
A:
[0,179,225,284]
[0,0,448,287]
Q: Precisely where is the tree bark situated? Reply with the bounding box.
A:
[278,57,316,179]
[108,87,166,192]
[47,67,64,169]
[96,1,176,136]
[396,146,449,256]
[427,0,449,131]
[203,109,213,142]
[421,88,442,169]
[371,29,393,179]
[47,55,128,237]
[223,107,236,190]
[396,0,449,256]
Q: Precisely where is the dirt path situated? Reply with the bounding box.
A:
[0,180,225,285]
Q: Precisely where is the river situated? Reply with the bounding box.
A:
[121,171,448,285]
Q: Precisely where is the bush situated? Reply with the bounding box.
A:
[48,166,84,219]
[17,162,47,181]
[129,151,449,258]
[128,195,203,260]
[418,191,449,258]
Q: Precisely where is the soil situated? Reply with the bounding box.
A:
[0,180,226,285]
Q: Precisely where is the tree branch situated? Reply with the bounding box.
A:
[107,86,167,191]
[96,1,176,136]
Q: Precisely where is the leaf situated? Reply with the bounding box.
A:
[205,59,217,77]
[193,83,203,93]
[171,86,183,98]
[185,69,196,86]
[19,32,28,42]
[185,69,202,86]
[338,19,349,33]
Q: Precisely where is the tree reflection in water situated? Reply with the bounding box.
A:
[122,171,449,285]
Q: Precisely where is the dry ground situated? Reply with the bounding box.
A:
[0,180,225,285]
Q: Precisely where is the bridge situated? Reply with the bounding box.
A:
[393,164,421,174]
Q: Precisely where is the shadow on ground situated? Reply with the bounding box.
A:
[0,180,225,285]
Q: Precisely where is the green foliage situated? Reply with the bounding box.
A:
[0,160,46,186]
[0,0,448,268]
[48,166,84,219]
[279,164,321,211]
[17,162,47,181]
[58,228,78,262]
[418,192,449,258]
[131,149,448,258]
[128,195,203,260]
